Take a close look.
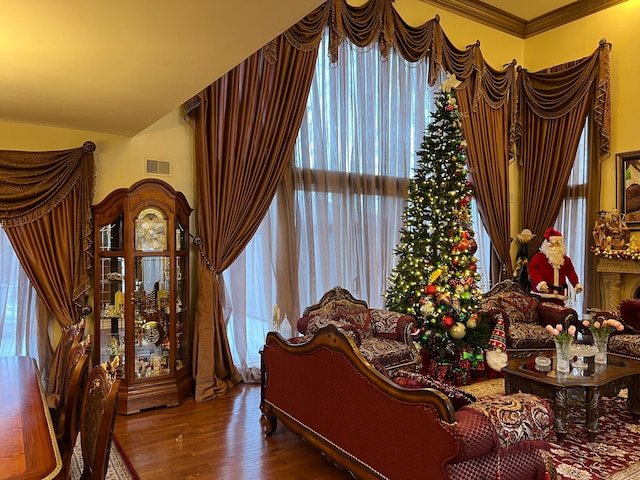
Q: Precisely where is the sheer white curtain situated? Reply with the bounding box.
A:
[0,228,49,374]
[293,40,432,308]
[554,124,588,314]
[224,35,491,382]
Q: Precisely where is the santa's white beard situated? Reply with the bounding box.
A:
[540,240,566,269]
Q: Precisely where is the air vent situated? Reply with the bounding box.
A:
[145,158,171,176]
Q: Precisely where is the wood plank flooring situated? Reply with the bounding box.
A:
[114,383,354,479]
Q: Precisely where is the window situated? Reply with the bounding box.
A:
[0,228,39,358]
[224,34,491,380]
[554,124,588,314]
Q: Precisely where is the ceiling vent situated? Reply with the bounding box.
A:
[145,158,171,176]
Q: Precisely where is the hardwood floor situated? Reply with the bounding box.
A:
[114,383,354,479]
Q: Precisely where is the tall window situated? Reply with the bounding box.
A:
[224,35,490,381]
[554,124,588,314]
[0,228,40,359]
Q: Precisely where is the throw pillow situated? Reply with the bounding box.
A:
[619,300,640,332]
[392,370,477,410]
[336,309,373,339]
[369,308,403,339]
[497,293,539,324]
[306,314,362,345]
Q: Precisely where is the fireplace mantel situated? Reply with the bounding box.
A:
[597,257,640,310]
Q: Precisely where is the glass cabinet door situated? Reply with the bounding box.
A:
[97,256,126,374]
[133,256,171,378]
[175,254,187,371]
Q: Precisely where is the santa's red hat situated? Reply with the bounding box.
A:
[543,227,562,241]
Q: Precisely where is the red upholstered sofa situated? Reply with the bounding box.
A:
[261,325,556,480]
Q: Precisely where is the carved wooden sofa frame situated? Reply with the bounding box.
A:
[261,325,555,480]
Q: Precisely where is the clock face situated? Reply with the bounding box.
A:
[135,208,167,251]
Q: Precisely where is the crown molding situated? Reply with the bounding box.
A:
[525,0,628,37]
[419,0,628,39]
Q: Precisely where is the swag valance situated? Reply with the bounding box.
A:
[0,141,96,226]
[276,0,610,158]
[0,141,95,326]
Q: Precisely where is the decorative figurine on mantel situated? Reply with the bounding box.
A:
[593,208,630,251]
[529,228,583,305]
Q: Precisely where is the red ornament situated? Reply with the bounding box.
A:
[443,316,454,329]
[425,284,437,296]
[470,264,477,272]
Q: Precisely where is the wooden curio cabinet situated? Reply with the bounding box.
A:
[92,179,192,415]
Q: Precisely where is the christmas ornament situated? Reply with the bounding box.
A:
[425,284,438,296]
[450,322,466,339]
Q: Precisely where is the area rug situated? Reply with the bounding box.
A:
[462,379,640,480]
[69,435,139,480]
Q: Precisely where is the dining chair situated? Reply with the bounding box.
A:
[78,361,121,480]
[54,347,90,480]
[47,324,81,410]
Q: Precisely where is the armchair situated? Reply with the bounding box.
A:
[479,280,579,358]
[295,286,421,373]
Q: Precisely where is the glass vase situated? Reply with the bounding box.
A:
[593,333,609,365]
[554,338,571,373]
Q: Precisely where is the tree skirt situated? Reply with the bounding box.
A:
[462,379,640,480]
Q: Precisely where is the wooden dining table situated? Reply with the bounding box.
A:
[0,356,62,480]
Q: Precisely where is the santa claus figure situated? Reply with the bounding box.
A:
[529,227,583,304]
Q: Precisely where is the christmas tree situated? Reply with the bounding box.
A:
[386,75,490,379]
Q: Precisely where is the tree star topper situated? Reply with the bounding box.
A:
[441,73,461,92]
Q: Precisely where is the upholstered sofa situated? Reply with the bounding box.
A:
[261,324,556,480]
[294,286,421,373]
[478,280,579,358]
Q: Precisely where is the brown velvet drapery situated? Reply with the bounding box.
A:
[0,142,95,328]
[186,0,611,399]
[518,42,611,256]
[186,38,318,402]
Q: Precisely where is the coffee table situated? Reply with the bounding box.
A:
[503,352,640,442]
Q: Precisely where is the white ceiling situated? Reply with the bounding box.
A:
[0,0,324,137]
[0,0,586,137]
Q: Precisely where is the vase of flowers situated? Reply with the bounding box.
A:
[582,316,624,365]
[545,323,576,373]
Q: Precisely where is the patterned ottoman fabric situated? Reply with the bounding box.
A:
[458,393,553,453]
[444,392,553,480]
[445,449,552,480]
